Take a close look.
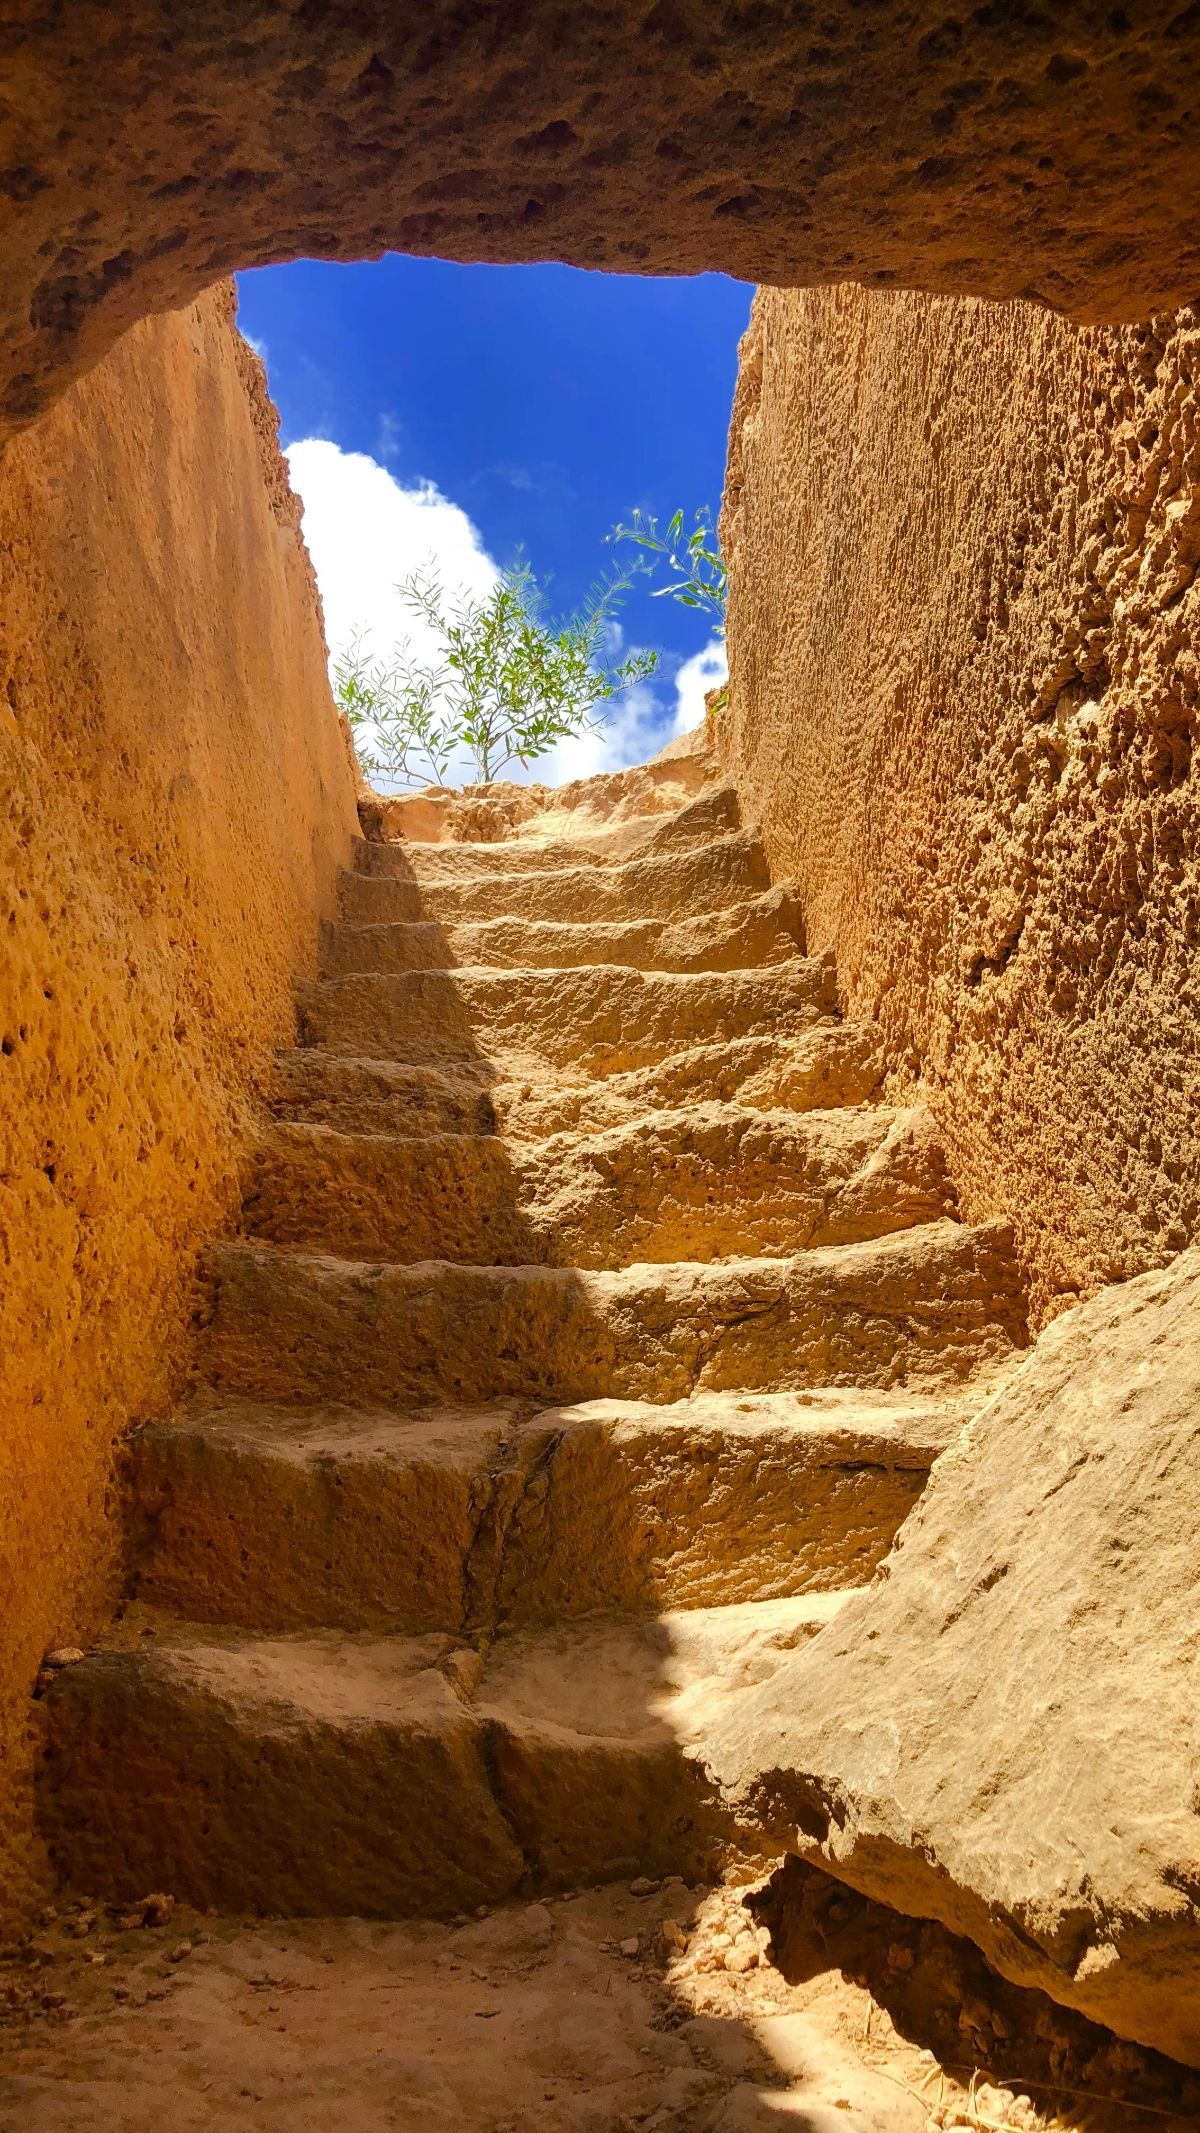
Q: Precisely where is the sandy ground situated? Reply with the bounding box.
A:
[2,1871,1197,2132]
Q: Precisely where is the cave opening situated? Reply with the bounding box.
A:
[236,253,749,794]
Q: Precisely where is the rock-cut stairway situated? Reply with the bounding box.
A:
[38,774,1028,1919]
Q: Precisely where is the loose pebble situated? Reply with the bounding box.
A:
[117,1893,175,1932]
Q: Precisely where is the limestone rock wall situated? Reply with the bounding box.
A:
[713,1245,1200,2065]
[721,286,1200,1321]
[0,284,358,1907]
[3,5,1200,441]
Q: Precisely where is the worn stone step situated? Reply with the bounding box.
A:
[269,1024,883,1140]
[321,885,805,978]
[270,1051,499,1136]
[338,829,772,927]
[37,1592,848,1917]
[354,837,611,881]
[204,1222,1026,1411]
[298,961,837,1076]
[243,1106,953,1267]
[127,1389,967,1635]
[352,785,742,885]
[360,731,722,853]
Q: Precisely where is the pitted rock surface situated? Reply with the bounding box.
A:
[708,1248,1200,2067]
[4,4,1200,440]
[722,283,1200,1319]
[38,741,1026,1927]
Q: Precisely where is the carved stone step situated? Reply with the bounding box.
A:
[339,829,771,926]
[128,1387,966,1632]
[38,1592,852,1917]
[321,885,804,977]
[268,1023,883,1140]
[243,1106,952,1267]
[298,960,838,1076]
[204,1223,1026,1411]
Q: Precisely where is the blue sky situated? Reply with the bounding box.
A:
[236,256,752,781]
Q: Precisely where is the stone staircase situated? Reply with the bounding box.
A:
[37,772,1028,1921]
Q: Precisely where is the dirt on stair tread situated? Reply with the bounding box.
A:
[5,1876,1040,2133]
[6,1871,1187,2132]
[67,1588,856,1709]
[474,1592,860,1739]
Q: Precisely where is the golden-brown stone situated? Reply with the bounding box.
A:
[3,4,1200,438]
[243,1104,952,1266]
[203,1222,1024,1410]
[711,1248,1200,2067]
[126,1388,957,1632]
[722,285,1200,1321]
[0,284,356,1909]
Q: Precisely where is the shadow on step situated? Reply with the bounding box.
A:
[26,806,1045,2129]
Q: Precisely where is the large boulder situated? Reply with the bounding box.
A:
[713,1249,1200,2066]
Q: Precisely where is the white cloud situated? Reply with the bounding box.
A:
[286,438,706,789]
[376,410,403,463]
[242,331,269,364]
[287,438,499,691]
[545,681,676,784]
[672,638,728,735]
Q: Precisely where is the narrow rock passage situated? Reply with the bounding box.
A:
[22,748,1041,2127]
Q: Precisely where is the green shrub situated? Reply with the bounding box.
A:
[610,506,726,631]
[335,562,657,790]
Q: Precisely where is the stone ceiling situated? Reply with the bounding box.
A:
[4,1,1199,436]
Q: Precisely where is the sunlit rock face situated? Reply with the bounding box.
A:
[0,284,357,1909]
[721,283,1200,1323]
[711,1248,1200,2067]
[3,1,1200,436]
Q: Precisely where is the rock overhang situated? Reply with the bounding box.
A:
[3,2,1200,440]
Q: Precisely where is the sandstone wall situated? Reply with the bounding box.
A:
[2,5,1200,441]
[715,1244,1200,2065]
[722,286,1200,1320]
[0,285,358,1907]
